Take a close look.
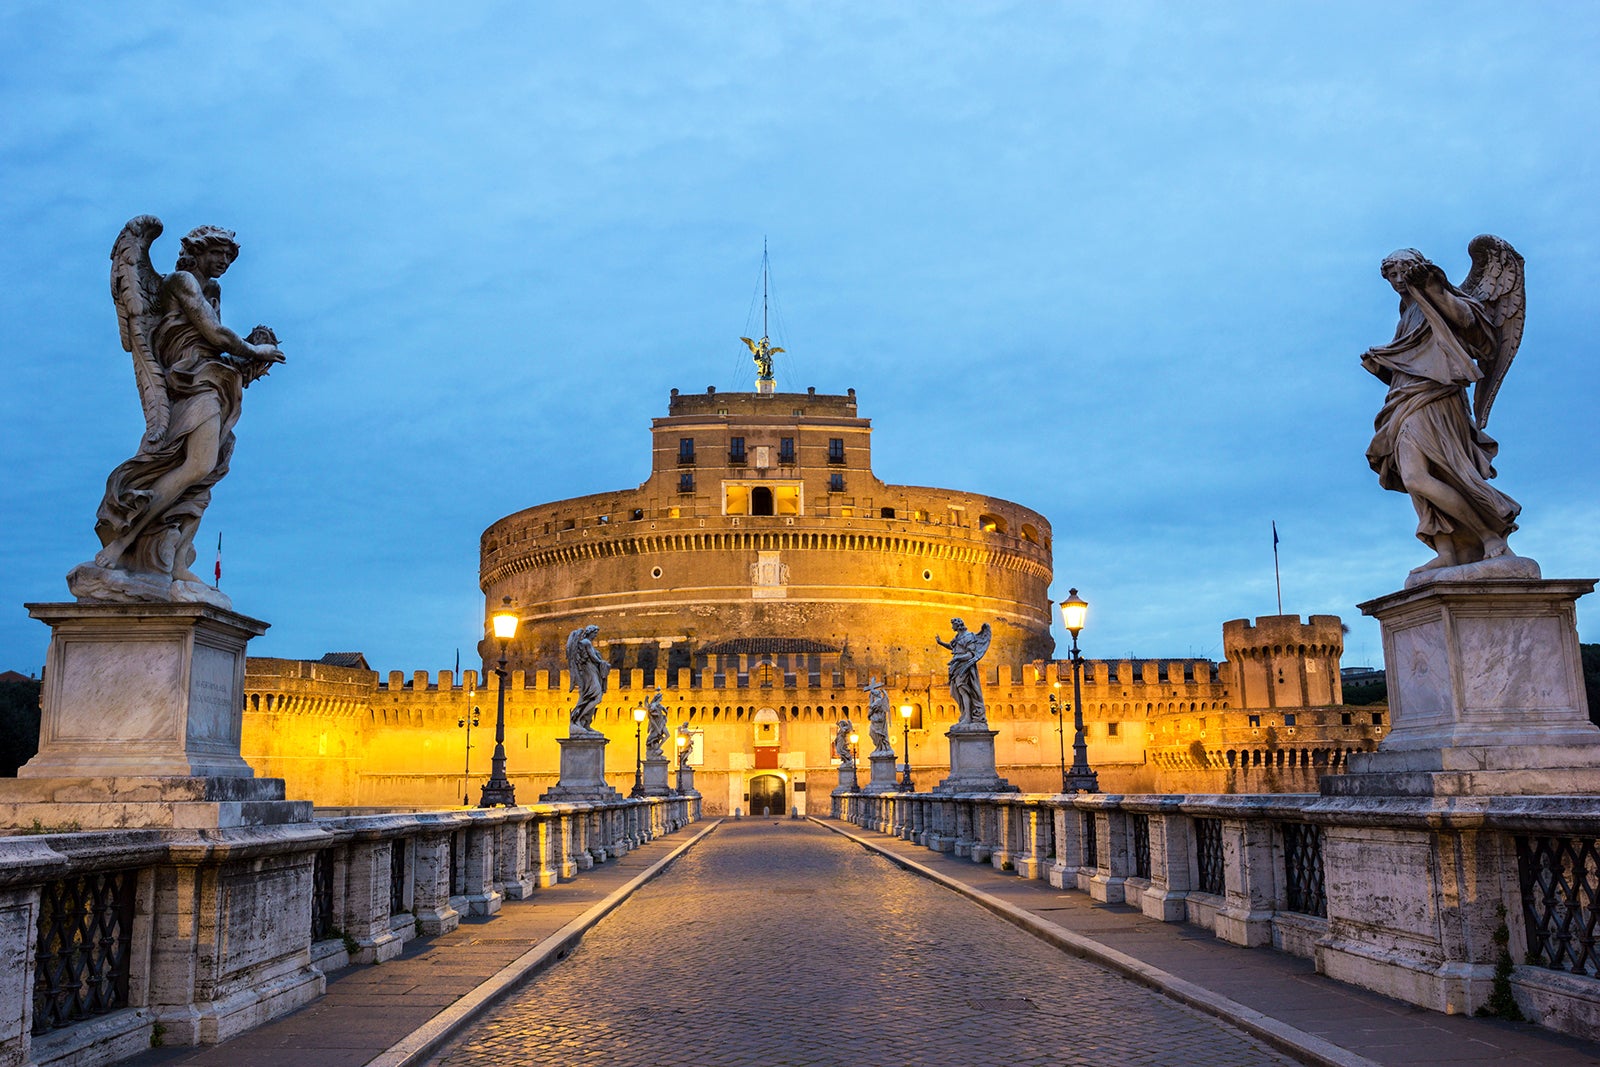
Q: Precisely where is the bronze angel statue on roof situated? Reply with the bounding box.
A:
[67,216,285,608]
[1361,234,1532,585]
[740,335,782,382]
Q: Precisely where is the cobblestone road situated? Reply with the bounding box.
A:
[424,820,1300,1067]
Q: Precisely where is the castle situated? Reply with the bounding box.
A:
[240,384,1384,813]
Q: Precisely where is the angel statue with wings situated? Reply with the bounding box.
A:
[67,216,285,608]
[937,618,993,727]
[644,690,669,761]
[1361,235,1531,584]
[740,335,783,383]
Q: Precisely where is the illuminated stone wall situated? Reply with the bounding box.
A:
[242,615,1384,812]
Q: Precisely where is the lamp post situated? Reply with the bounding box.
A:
[674,726,689,794]
[457,695,479,806]
[631,705,647,797]
[1049,683,1068,793]
[848,731,859,767]
[1060,588,1099,793]
[898,704,915,792]
[478,598,519,807]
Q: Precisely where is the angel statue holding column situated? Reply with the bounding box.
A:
[1361,235,1532,584]
[68,216,285,608]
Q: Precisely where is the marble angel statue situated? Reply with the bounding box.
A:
[644,690,669,760]
[68,216,284,607]
[937,618,993,726]
[1361,235,1532,584]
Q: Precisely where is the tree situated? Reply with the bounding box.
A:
[0,676,41,776]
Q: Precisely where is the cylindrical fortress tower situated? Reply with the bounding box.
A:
[480,387,1055,677]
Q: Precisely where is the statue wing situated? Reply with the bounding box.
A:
[1460,234,1525,429]
[739,336,758,354]
[975,623,993,658]
[110,216,169,445]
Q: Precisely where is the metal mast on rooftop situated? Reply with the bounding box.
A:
[740,239,783,394]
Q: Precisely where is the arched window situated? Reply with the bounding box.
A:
[752,486,774,516]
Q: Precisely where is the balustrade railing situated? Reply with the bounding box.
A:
[32,868,137,1035]
[1130,813,1152,880]
[1280,822,1326,919]
[1194,817,1224,896]
[1516,833,1600,978]
[0,793,697,1067]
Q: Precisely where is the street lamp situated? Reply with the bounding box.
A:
[848,730,859,766]
[898,704,915,792]
[1060,588,1099,793]
[478,598,519,807]
[675,725,690,794]
[457,697,479,806]
[631,705,647,797]
[1049,682,1068,793]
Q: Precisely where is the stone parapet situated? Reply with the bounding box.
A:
[837,789,1600,1043]
[0,795,697,1067]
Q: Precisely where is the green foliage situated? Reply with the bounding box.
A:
[1477,905,1526,1022]
[1582,644,1600,728]
[0,677,42,776]
[150,1022,167,1048]
[17,818,80,835]
[1342,677,1388,706]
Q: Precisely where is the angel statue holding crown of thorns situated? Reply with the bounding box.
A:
[67,217,285,608]
[1361,234,1536,586]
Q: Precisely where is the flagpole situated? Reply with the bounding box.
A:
[1272,521,1282,615]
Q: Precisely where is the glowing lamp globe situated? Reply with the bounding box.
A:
[1060,589,1088,636]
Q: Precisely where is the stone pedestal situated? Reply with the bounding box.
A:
[864,752,899,794]
[934,725,1017,794]
[676,765,696,797]
[640,756,672,796]
[540,735,622,802]
[833,760,859,795]
[1323,578,1600,797]
[0,602,308,829]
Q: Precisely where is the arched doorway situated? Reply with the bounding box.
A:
[748,773,786,816]
[751,486,774,516]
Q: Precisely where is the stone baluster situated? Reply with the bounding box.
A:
[952,799,975,859]
[1046,800,1085,890]
[1135,798,1191,921]
[1215,809,1278,947]
[410,817,462,935]
[460,815,502,916]
[1087,800,1129,905]
[342,821,408,962]
[1016,799,1052,880]
[497,813,533,901]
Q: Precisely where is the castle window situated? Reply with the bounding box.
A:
[1107,722,1119,737]
[829,473,845,492]
[1248,714,1261,727]
[779,437,795,464]
[1283,713,1297,726]
[678,438,695,465]
[728,437,746,465]
[1371,712,1384,725]
[827,438,845,464]
[880,507,895,519]
[631,508,644,520]
[752,486,774,515]
[978,513,1007,534]
[678,472,695,493]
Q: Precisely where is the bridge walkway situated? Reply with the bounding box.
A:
[123,817,1600,1067]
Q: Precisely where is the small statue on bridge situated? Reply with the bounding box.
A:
[865,677,894,757]
[566,625,610,737]
[676,727,695,770]
[833,718,855,767]
[644,690,668,760]
[937,618,992,727]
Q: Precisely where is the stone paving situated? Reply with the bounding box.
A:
[424,819,1300,1067]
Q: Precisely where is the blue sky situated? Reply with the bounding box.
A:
[1,2,1596,676]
